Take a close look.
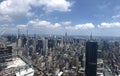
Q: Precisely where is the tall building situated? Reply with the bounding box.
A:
[43,38,48,56]
[48,39,55,49]
[36,39,43,54]
[85,40,98,76]
[16,29,20,47]
[22,35,27,47]
[64,32,68,51]
[36,38,48,56]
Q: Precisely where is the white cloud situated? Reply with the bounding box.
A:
[28,20,94,30]
[0,0,72,22]
[61,21,71,25]
[98,22,120,28]
[0,0,32,22]
[38,0,72,12]
[65,23,95,30]
[28,20,51,27]
[75,23,95,29]
[28,19,61,29]
[16,24,27,29]
[54,23,61,28]
[26,12,34,17]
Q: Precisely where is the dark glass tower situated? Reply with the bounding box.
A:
[85,41,98,76]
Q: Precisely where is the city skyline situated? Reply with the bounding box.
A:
[0,0,120,36]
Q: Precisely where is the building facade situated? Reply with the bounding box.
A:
[85,41,98,76]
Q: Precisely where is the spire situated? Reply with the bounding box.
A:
[90,32,92,40]
[16,29,20,47]
[65,32,68,42]
[65,32,67,39]
[17,29,20,39]
[27,29,28,37]
[65,32,67,36]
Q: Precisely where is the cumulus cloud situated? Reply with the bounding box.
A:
[75,23,95,29]
[38,0,72,12]
[0,0,72,22]
[28,20,94,30]
[16,24,28,29]
[98,22,120,28]
[65,23,95,30]
[28,19,61,29]
[54,23,61,28]
[61,21,71,25]
[28,20,51,27]
[0,0,33,22]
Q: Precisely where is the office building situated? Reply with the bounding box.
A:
[48,39,55,49]
[36,39,43,54]
[85,40,98,76]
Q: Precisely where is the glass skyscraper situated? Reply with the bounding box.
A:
[85,41,98,76]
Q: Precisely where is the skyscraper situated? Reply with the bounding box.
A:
[48,39,55,49]
[85,40,98,76]
[16,29,20,47]
[36,39,43,54]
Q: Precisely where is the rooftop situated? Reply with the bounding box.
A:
[0,56,34,76]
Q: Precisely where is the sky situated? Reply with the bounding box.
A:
[0,0,120,36]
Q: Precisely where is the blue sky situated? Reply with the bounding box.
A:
[0,0,120,36]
